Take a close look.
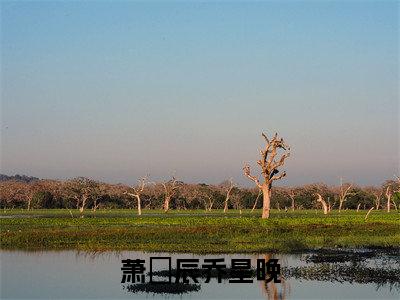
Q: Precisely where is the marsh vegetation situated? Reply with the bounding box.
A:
[1,209,398,253]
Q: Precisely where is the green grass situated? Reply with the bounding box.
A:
[1,209,399,253]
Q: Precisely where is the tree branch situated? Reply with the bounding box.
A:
[243,164,262,189]
[270,171,286,181]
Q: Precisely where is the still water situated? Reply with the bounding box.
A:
[1,250,399,299]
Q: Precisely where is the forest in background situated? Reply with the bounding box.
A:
[1,174,399,213]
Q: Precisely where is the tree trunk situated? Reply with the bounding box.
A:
[163,196,170,212]
[356,203,361,212]
[223,199,229,213]
[338,200,343,213]
[137,196,142,216]
[392,199,398,211]
[261,186,271,219]
[251,190,261,213]
[385,186,392,213]
[317,194,328,215]
[375,197,380,210]
[79,195,87,216]
[365,207,374,220]
[93,199,98,212]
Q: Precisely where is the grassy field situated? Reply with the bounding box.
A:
[1,209,399,253]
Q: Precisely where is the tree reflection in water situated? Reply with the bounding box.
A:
[112,249,400,297]
[259,254,290,300]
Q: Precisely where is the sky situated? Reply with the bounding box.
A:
[1,1,398,187]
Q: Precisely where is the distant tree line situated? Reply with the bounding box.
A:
[1,175,399,214]
[0,174,39,183]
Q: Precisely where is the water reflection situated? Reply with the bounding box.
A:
[124,282,201,294]
[1,249,399,299]
[261,254,290,300]
[282,249,400,292]
[118,250,398,299]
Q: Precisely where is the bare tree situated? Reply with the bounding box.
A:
[243,132,290,219]
[22,181,47,210]
[64,178,99,216]
[288,188,296,211]
[200,185,218,212]
[394,175,400,210]
[231,192,243,214]
[92,183,109,212]
[338,178,353,212]
[372,188,382,210]
[222,179,235,213]
[125,177,150,216]
[316,193,328,215]
[162,177,179,212]
[0,181,30,210]
[203,194,215,212]
[26,182,41,210]
[383,179,399,212]
[327,196,336,212]
[385,186,392,212]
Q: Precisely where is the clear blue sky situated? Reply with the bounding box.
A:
[1,1,398,186]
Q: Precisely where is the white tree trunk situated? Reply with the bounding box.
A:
[338,200,344,213]
[317,194,328,215]
[163,196,170,212]
[137,195,142,216]
[365,207,374,220]
[223,199,229,213]
[261,186,271,219]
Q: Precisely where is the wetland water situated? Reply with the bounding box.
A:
[1,250,399,299]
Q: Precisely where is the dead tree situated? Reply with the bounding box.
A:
[231,192,243,214]
[0,181,31,210]
[162,177,179,212]
[383,178,399,212]
[327,197,336,212]
[203,194,214,212]
[394,175,400,210]
[316,193,328,215]
[288,188,296,211]
[223,179,234,213]
[251,190,262,212]
[125,177,149,216]
[338,178,352,212]
[243,132,290,219]
[385,186,392,212]
[64,178,99,216]
[365,207,374,220]
[373,190,382,210]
